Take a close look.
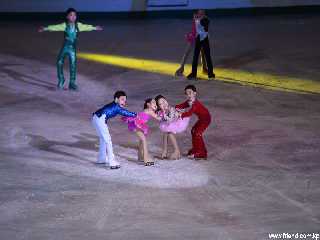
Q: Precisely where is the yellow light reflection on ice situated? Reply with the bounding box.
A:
[78,52,320,94]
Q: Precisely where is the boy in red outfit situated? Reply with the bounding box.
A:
[176,85,211,159]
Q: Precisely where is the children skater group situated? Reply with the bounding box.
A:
[39,8,215,169]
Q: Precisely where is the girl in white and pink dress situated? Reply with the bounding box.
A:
[155,95,190,160]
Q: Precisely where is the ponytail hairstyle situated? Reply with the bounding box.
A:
[143,98,153,109]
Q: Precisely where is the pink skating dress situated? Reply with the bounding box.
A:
[185,18,197,44]
[123,112,150,135]
[159,107,190,134]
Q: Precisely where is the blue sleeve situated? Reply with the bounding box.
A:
[118,107,136,117]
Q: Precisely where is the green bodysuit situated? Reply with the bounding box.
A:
[44,22,97,90]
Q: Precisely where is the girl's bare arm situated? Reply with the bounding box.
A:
[149,111,162,121]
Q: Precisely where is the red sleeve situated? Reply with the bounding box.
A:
[175,101,189,109]
[181,104,195,118]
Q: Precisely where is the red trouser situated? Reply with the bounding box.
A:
[188,119,211,158]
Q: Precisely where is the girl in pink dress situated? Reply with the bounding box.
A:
[155,95,190,160]
[123,98,160,166]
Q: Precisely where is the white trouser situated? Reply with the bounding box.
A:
[92,114,119,167]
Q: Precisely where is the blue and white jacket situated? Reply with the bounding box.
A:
[94,102,136,122]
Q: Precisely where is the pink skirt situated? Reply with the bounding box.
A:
[122,112,150,136]
[185,32,196,44]
[159,117,190,134]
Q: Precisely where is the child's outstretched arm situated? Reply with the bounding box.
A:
[78,22,103,32]
[180,104,195,119]
[149,111,162,121]
[39,23,66,32]
[175,100,189,110]
[118,107,137,118]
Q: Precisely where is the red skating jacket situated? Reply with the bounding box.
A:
[176,99,211,122]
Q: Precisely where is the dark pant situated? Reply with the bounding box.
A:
[191,36,214,77]
[200,48,208,72]
[188,119,211,158]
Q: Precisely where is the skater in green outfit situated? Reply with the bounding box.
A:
[39,8,103,90]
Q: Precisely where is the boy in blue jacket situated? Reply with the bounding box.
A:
[92,91,136,169]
